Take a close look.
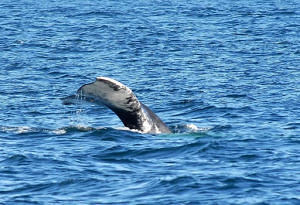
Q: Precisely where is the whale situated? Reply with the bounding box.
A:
[63,77,171,134]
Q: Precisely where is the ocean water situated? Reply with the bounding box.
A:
[0,0,299,204]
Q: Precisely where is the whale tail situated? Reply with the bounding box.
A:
[63,77,171,134]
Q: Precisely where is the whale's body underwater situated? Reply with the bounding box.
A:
[63,77,171,134]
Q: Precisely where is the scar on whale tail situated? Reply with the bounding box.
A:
[62,77,171,134]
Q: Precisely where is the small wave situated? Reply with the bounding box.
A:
[1,123,213,137]
[62,125,96,133]
[284,122,300,130]
[218,176,263,190]
[0,154,30,165]
[210,125,233,132]
[96,138,219,162]
[0,177,101,197]
[224,94,249,98]
[0,125,95,136]
[0,126,35,134]
[186,124,212,132]
[0,123,228,140]
[67,11,123,18]
[171,124,212,134]
[172,104,254,120]
[159,175,198,187]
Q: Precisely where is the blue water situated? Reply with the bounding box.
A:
[1,0,299,204]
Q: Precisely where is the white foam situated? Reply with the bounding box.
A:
[52,129,67,135]
[186,124,198,131]
[186,124,212,132]
[0,126,32,134]
[116,126,142,133]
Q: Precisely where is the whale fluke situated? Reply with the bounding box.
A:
[63,77,171,134]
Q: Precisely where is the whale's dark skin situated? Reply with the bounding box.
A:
[63,77,171,134]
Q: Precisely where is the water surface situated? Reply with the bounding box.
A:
[0,0,299,204]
